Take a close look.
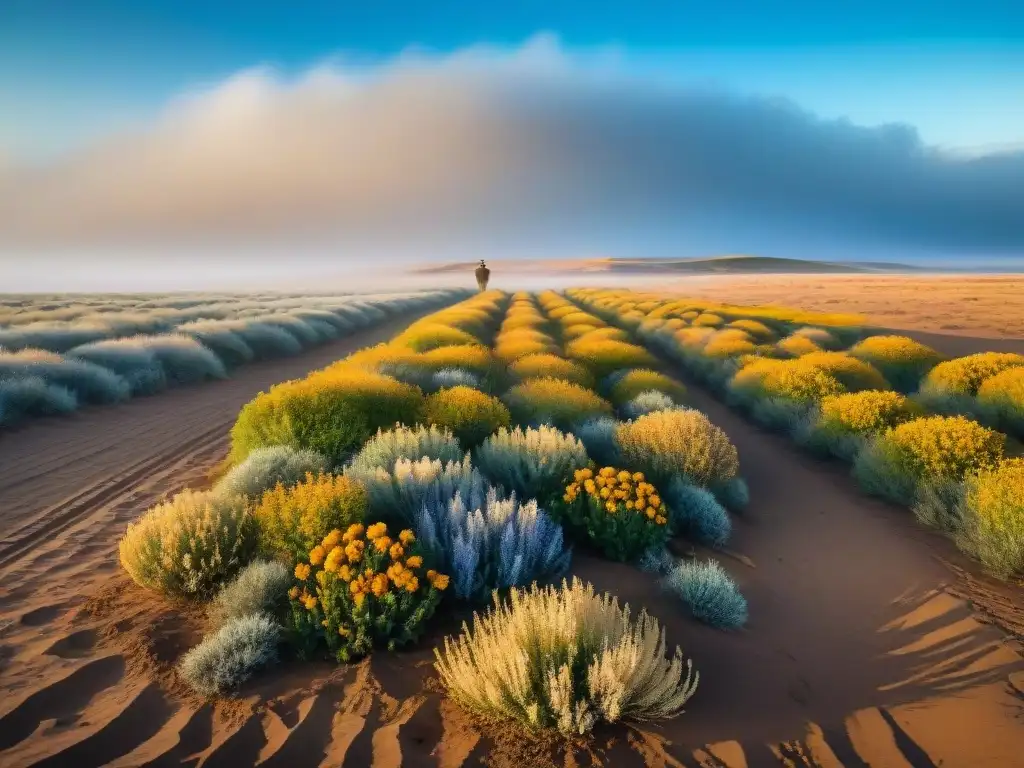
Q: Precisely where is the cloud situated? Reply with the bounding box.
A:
[1,34,1022,259]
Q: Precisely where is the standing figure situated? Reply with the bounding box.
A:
[475,259,491,292]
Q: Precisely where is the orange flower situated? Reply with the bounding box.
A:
[366,522,388,541]
[338,625,351,637]
[294,563,311,581]
[322,529,342,550]
[655,515,667,525]
[645,506,657,519]
[287,586,300,600]
[404,575,420,593]
[405,555,423,569]
[308,545,326,566]
[389,542,404,560]
[338,564,353,582]
[342,523,365,544]
[371,573,390,597]
[430,573,450,591]
[302,594,318,611]
[374,536,393,553]
[399,529,416,546]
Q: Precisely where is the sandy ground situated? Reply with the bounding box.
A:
[1,324,1024,766]
[653,274,1024,341]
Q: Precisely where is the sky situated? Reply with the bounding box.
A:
[1,1,1023,289]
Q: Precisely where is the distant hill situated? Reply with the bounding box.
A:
[414,255,921,275]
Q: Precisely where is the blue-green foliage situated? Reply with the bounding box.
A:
[216,446,331,499]
[0,376,77,425]
[664,559,748,629]
[665,478,731,548]
[574,417,621,467]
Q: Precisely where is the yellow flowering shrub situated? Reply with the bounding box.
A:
[287,523,447,662]
[692,313,724,327]
[961,458,1024,577]
[562,323,603,339]
[776,334,822,357]
[508,353,595,388]
[730,358,845,404]
[674,327,717,351]
[566,337,657,377]
[617,408,739,487]
[817,390,920,435]
[922,352,1024,396]
[493,330,559,362]
[609,369,687,405]
[554,467,669,561]
[727,319,777,342]
[703,336,758,358]
[848,335,943,393]
[394,323,481,352]
[794,352,889,392]
[424,385,511,447]
[977,367,1024,433]
[414,344,497,376]
[230,370,424,464]
[503,377,614,429]
[255,472,368,561]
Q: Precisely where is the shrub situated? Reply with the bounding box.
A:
[431,367,482,392]
[692,313,724,328]
[703,336,757,358]
[434,577,699,735]
[416,486,570,602]
[621,391,677,419]
[912,478,968,535]
[727,319,776,342]
[254,472,367,561]
[565,338,657,377]
[178,322,257,366]
[348,424,462,476]
[664,479,731,548]
[712,477,750,513]
[848,335,943,393]
[397,323,481,351]
[853,416,1005,505]
[209,560,292,627]
[425,386,511,448]
[663,560,748,629]
[730,358,845,405]
[178,614,280,696]
[789,327,838,349]
[616,409,739,487]
[68,339,167,395]
[796,352,888,392]
[287,523,447,662]
[119,489,258,599]
[977,367,1024,435]
[215,446,331,499]
[817,390,919,435]
[608,369,686,405]
[503,377,614,430]
[958,459,1024,578]
[0,376,77,426]
[776,335,822,357]
[347,455,484,525]
[922,353,1024,397]
[416,345,496,376]
[473,425,589,505]
[230,370,424,464]
[0,349,130,405]
[136,334,228,385]
[508,354,594,388]
[574,417,621,467]
[494,335,559,362]
[554,467,670,562]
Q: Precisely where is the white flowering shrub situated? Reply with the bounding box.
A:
[347,424,463,476]
[435,578,698,734]
[119,489,258,599]
[209,560,291,627]
[347,455,484,524]
[215,446,330,499]
[178,613,280,696]
[416,485,570,602]
[473,425,589,505]
[621,390,677,419]
[431,367,482,392]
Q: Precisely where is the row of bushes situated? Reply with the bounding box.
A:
[568,289,1024,579]
[0,290,468,428]
[118,290,755,738]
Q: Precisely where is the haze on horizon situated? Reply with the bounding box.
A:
[1,1,1022,291]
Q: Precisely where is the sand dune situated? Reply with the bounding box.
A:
[1,325,1023,767]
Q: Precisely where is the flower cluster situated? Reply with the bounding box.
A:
[287,522,448,662]
[556,467,669,561]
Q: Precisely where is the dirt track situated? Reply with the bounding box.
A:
[1,324,1023,767]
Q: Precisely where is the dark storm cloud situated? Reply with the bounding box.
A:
[0,38,1021,254]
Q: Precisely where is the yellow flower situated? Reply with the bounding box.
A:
[625,500,634,510]
[308,545,326,566]
[577,467,593,480]
[655,515,667,525]
[617,470,632,483]
[605,501,617,513]
[323,546,345,573]
[599,487,611,499]
[353,592,366,608]
[648,494,661,508]
[371,573,390,597]
[288,586,300,600]
[339,564,353,582]
[405,555,423,569]
[322,529,342,550]
[399,529,416,546]
[646,506,657,519]
[430,573,450,591]
[342,523,365,544]
[426,569,438,580]
[563,493,573,503]
[302,594,318,611]
[613,488,626,499]
[583,479,596,493]
[389,542,405,560]
[345,541,365,564]
[366,522,388,541]
[595,476,607,488]
[338,625,351,637]
[374,536,393,553]
[350,577,365,596]
[600,466,617,478]
[405,575,420,593]
[294,563,311,581]
[632,472,645,482]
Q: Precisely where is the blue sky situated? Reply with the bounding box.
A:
[2,1,1023,159]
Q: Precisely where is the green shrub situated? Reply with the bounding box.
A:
[663,560,747,629]
[616,408,739,487]
[119,490,258,599]
[348,424,462,476]
[664,479,731,548]
[473,425,588,505]
[424,386,511,448]
[565,338,657,378]
[503,377,614,430]
[347,455,484,525]
[508,354,594,388]
[254,473,368,561]
[230,370,424,465]
[608,369,686,405]
[959,459,1024,578]
[434,578,699,734]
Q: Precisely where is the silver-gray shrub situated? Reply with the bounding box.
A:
[178,613,280,696]
[177,321,256,367]
[415,485,571,602]
[663,559,748,629]
[209,560,291,627]
[135,334,228,385]
[216,446,331,499]
[473,425,589,505]
[0,376,77,426]
[431,368,481,392]
[68,338,168,395]
[347,424,463,476]
[0,349,131,404]
[347,455,484,525]
[574,417,621,467]
[621,390,677,419]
